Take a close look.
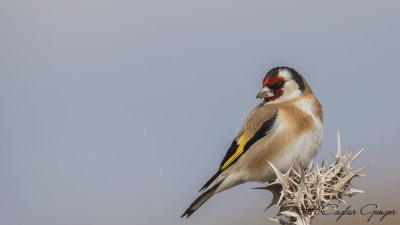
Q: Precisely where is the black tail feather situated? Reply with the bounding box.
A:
[198,170,221,192]
[181,181,222,218]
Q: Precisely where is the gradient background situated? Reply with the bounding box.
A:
[1,1,399,225]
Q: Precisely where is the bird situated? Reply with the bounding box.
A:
[181,66,323,218]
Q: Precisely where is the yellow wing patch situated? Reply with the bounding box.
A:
[221,136,248,170]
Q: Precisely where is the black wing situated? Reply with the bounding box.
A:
[199,112,278,192]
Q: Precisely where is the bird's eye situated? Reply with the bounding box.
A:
[278,80,285,87]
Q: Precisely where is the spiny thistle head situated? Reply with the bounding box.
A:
[264,132,368,225]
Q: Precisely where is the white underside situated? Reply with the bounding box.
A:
[271,98,323,174]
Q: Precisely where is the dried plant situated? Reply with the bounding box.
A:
[258,132,367,225]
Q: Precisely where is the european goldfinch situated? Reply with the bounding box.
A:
[182,67,323,217]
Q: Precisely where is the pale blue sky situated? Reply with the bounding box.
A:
[1,1,400,225]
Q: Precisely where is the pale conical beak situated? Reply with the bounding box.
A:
[256,86,275,99]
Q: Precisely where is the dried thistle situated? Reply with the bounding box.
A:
[260,132,368,225]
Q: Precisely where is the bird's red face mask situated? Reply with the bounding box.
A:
[256,75,286,102]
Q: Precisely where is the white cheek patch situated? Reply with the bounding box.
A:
[284,80,298,90]
[274,80,302,102]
